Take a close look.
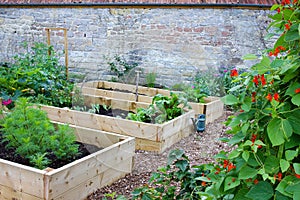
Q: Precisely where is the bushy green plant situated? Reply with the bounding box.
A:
[0,42,75,107]
[0,98,79,169]
[117,1,300,199]
[126,93,189,124]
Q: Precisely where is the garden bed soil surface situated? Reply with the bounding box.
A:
[0,133,101,169]
[87,109,233,199]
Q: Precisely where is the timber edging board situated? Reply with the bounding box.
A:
[40,105,194,153]
[0,124,135,200]
[77,80,224,124]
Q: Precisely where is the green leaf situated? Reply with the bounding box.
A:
[239,165,257,180]
[245,181,274,200]
[285,150,298,161]
[287,109,300,135]
[242,151,250,162]
[276,175,297,198]
[224,176,240,191]
[242,54,258,60]
[228,149,240,159]
[293,163,300,174]
[280,159,290,173]
[241,97,252,112]
[175,160,189,172]
[267,118,293,146]
[285,82,300,97]
[284,30,299,42]
[285,181,300,194]
[229,131,246,145]
[167,149,184,165]
[221,94,239,105]
[234,188,252,200]
[291,94,300,106]
[265,155,280,174]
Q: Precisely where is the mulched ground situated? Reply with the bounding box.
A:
[87,109,234,199]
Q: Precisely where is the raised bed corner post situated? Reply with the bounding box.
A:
[45,27,69,79]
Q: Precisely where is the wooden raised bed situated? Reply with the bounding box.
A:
[0,124,135,200]
[77,80,224,124]
[40,105,194,153]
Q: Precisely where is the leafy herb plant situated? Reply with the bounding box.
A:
[0,98,79,169]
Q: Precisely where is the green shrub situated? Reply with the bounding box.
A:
[0,42,75,108]
[0,98,79,169]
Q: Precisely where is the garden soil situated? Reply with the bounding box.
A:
[87,109,234,199]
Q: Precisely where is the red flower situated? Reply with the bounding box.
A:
[285,23,291,30]
[295,174,300,179]
[258,145,262,149]
[276,8,281,13]
[253,75,259,86]
[278,172,282,181]
[278,46,286,51]
[215,167,221,175]
[260,74,266,86]
[295,88,300,94]
[266,93,273,102]
[281,0,291,5]
[230,69,238,77]
[253,179,259,185]
[2,99,12,106]
[223,160,229,168]
[274,93,280,102]
[227,163,236,172]
[251,92,256,102]
[201,181,206,187]
[251,134,257,144]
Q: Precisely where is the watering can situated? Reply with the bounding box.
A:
[191,114,206,133]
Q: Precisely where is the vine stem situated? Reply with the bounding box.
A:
[277,144,284,160]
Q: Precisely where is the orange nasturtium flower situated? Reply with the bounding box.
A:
[227,163,236,172]
[230,69,238,77]
[295,88,300,94]
[260,74,266,86]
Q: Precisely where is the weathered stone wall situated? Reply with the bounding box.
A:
[0,7,272,86]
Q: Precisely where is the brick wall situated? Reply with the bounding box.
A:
[0,6,274,86]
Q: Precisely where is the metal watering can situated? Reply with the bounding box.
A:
[191,114,206,133]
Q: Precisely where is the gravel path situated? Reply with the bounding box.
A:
[87,110,233,199]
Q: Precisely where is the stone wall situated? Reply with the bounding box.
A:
[0,6,273,86]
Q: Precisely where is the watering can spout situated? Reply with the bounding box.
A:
[191,114,205,133]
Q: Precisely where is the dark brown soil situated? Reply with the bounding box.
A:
[0,133,100,169]
[87,110,234,200]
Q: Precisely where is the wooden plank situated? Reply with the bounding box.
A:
[41,105,160,141]
[82,94,150,112]
[0,184,43,200]
[0,159,46,198]
[46,138,134,199]
[51,156,133,200]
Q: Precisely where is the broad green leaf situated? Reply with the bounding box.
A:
[229,131,246,145]
[285,150,298,161]
[267,118,293,146]
[224,176,240,191]
[271,59,285,70]
[242,54,258,60]
[175,160,189,172]
[293,191,300,200]
[285,30,299,42]
[285,181,300,194]
[234,188,252,200]
[245,181,274,200]
[287,109,300,135]
[293,163,300,174]
[292,94,300,106]
[239,165,257,179]
[276,175,295,198]
[242,151,250,162]
[265,156,280,174]
[241,97,252,112]
[280,159,290,173]
[274,191,292,200]
[285,82,300,97]
[228,149,240,159]
[229,84,243,92]
[167,149,184,165]
[221,94,239,105]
